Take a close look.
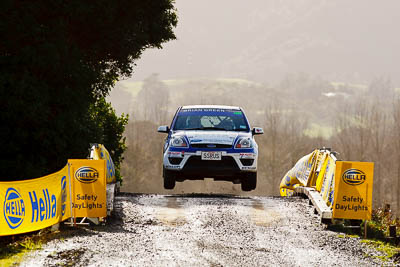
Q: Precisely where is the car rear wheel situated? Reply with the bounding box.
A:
[241,172,257,191]
[163,167,176,190]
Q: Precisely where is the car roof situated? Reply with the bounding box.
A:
[181,105,241,110]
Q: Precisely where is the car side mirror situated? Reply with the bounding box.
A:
[252,127,264,135]
[157,125,170,133]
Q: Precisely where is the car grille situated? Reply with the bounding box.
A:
[183,156,239,171]
[240,159,254,166]
[190,144,232,148]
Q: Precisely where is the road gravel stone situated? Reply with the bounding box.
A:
[21,194,396,266]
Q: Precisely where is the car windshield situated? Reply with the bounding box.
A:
[173,108,250,131]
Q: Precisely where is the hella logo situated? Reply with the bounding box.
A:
[3,188,25,229]
[342,169,366,186]
[75,167,99,183]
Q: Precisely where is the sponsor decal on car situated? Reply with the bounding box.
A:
[240,153,255,159]
[168,151,184,157]
[242,166,257,170]
[180,108,241,113]
[166,165,181,169]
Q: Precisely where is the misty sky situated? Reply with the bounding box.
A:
[125,0,400,85]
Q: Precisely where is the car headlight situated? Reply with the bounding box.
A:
[170,136,188,147]
[235,137,253,148]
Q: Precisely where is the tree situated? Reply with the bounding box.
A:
[368,77,393,99]
[368,101,388,204]
[263,103,283,193]
[352,99,372,161]
[0,0,177,180]
[261,101,311,195]
[135,73,170,124]
[392,98,400,213]
[87,98,129,182]
[334,99,372,162]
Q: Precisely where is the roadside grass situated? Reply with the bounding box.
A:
[0,229,56,267]
[360,239,400,263]
[328,206,400,263]
[363,207,400,263]
[369,206,400,238]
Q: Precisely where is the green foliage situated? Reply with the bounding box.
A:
[360,239,400,262]
[88,98,128,183]
[328,209,400,263]
[0,0,177,180]
[0,232,47,266]
[329,207,400,242]
[368,207,400,239]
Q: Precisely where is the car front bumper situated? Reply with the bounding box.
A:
[163,148,258,178]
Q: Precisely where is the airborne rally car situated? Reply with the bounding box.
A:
[158,105,263,191]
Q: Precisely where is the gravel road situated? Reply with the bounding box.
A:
[21,194,395,266]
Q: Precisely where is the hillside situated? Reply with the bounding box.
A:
[109,76,387,139]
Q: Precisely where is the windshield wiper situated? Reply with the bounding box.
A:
[185,127,227,131]
[202,127,227,131]
[185,128,204,130]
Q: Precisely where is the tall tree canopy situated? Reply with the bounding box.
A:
[0,0,177,180]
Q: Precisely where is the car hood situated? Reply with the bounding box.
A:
[174,130,250,145]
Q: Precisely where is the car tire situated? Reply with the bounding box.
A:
[241,172,257,191]
[163,167,176,190]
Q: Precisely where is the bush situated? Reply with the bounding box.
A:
[87,98,128,183]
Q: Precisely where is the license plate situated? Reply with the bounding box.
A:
[201,151,222,160]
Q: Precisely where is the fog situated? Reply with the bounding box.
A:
[108,1,400,214]
[128,0,400,84]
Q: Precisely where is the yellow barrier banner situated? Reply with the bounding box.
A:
[279,172,301,196]
[315,154,329,192]
[308,151,328,187]
[90,144,116,184]
[320,155,336,207]
[0,166,71,236]
[279,149,336,199]
[279,150,318,196]
[69,159,107,218]
[295,150,318,186]
[333,161,374,220]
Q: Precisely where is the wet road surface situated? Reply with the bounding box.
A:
[21,194,391,266]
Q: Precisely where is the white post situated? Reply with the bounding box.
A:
[68,162,74,226]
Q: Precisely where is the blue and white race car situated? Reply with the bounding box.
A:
[158,105,263,191]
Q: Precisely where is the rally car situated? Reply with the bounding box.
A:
[157,105,263,191]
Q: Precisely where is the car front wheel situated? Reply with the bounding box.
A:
[241,172,257,191]
[163,167,176,190]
